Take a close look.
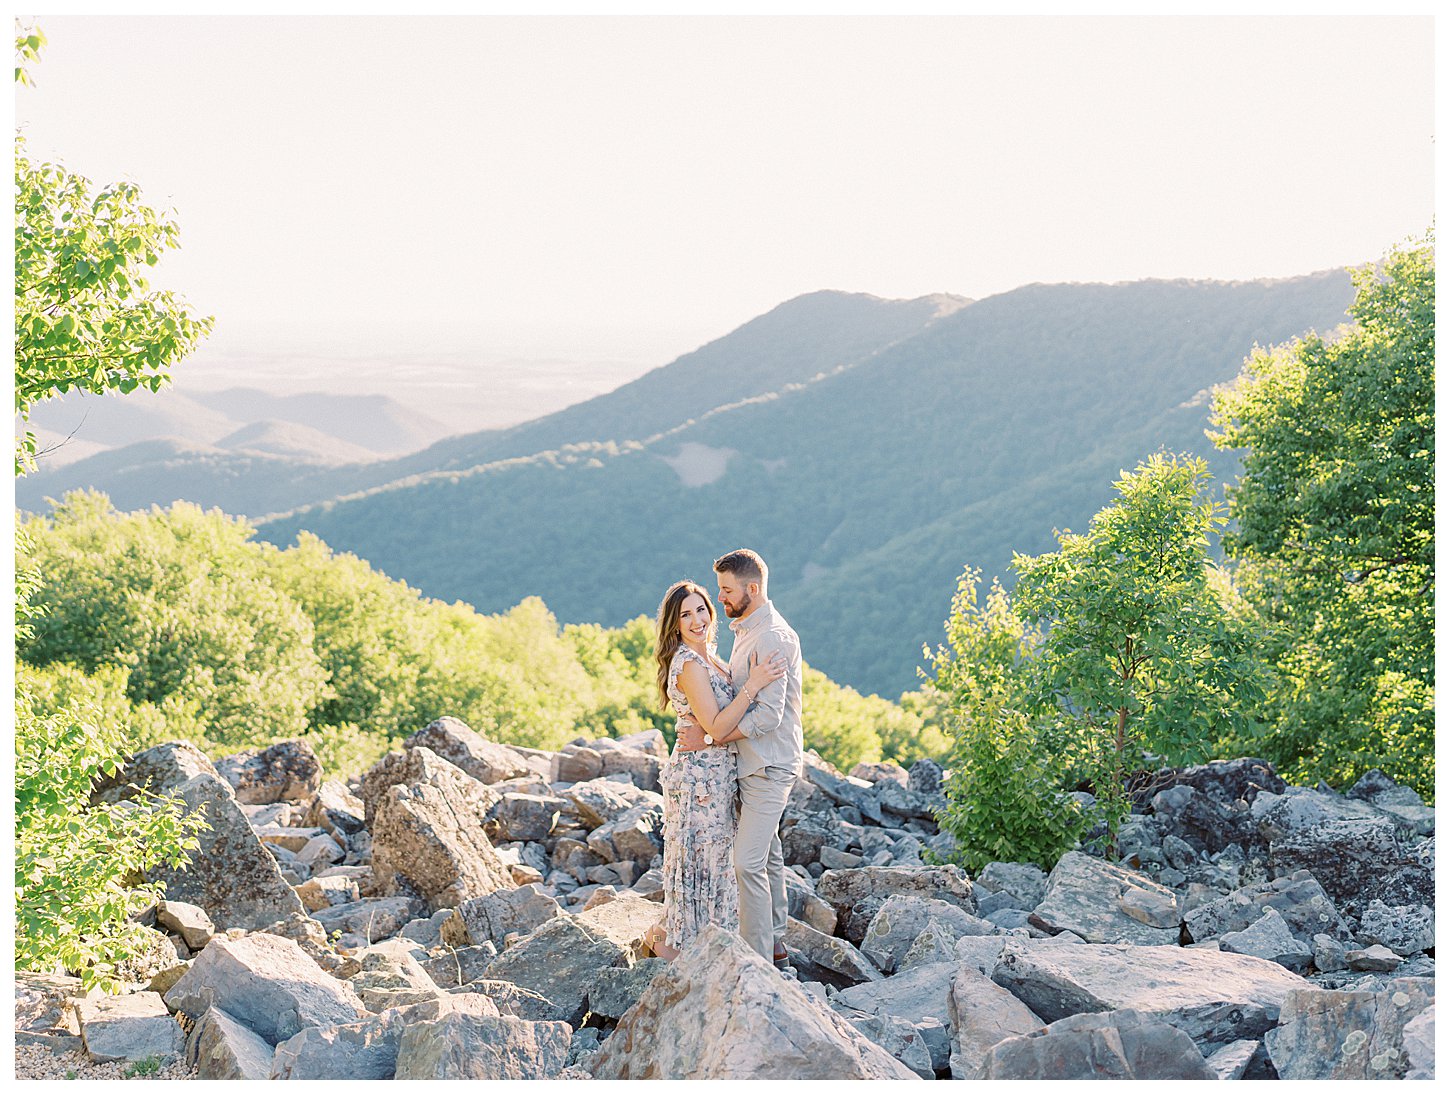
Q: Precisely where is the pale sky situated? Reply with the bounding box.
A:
[12,14,1436,369]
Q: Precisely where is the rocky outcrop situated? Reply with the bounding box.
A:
[978,1008,1216,1080]
[215,739,323,805]
[590,924,919,1079]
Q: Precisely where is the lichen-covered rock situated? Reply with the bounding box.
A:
[978,1008,1216,1080]
[350,949,444,1011]
[393,1011,573,1079]
[439,884,563,950]
[860,893,995,974]
[156,899,216,951]
[816,865,976,946]
[590,923,918,1079]
[481,915,630,1025]
[215,739,323,805]
[562,778,663,830]
[305,779,366,839]
[1218,907,1313,971]
[1356,899,1435,956]
[585,802,664,863]
[1183,870,1353,946]
[89,740,219,806]
[1030,851,1180,946]
[1401,1003,1434,1080]
[948,965,1043,1079]
[1265,977,1434,1079]
[404,717,536,785]
[976,862,1049,909]
[783,917,882,988]
[1270,816,1414,914]
[586,958,668,1021]
[312,894,427,944]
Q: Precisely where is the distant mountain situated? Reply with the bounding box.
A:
[189,388,449,455]
[254,271,1357,698]
[216,419,380,464]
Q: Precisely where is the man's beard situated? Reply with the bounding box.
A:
[723,591,753,619]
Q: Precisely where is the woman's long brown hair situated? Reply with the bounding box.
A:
[654,580,717,710]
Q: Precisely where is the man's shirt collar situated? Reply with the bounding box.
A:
[729,598,773,635]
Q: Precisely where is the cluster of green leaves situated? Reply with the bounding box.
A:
[928,455,1272,866]
[1210,233,1434,798]
[14,536,206,993]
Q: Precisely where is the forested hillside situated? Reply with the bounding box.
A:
[258,272,1355,696]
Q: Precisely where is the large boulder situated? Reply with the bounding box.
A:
[164,933,364,1045]
[89,740,219,805]
[312,895,427,944]
[75,991,184,1063]
[349,950,445,1011]
[144,773,307,931]
[481,915,631,1025]
[833,959,957,1051]
[360,746,499,826]
[784,917,882,988]
[976,861,1049,909]
[860,894,995,974]
[573,892,666,958]
[991,938,1315,1051]
[186,1006,274,1079]
[1183,870,1353,945]
[440,884,563,950]
[404,717,536,784]
[1402,1003,1435,1080]
[393,1011,573,1079]
[270,995,501,1080]
[369,747,513,910]
[1218,907,1313,972]
[799,751,878,814]
[1030,851,1179,946]
[978,1008,1215,1080]
[305,778,366,839]
[1149,783,1259,856]
[784,870,839,934]
[585,802,664,863]
[1346,769,1436,836]
[948,965,1044,1079]
[816,865,976,946]
[214,739,323,805]
[487,793,566,843]
[1266,977,1434,1080]
[1153,757,1286,806]
[1357,899,1435,956]
[585,958,669,1021]
[1252,785,1387,842]
[590,923,918,1079]
[562,778,663,830]
[1269,816,1415,914]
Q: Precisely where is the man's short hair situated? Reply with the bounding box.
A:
[713,548,768,588]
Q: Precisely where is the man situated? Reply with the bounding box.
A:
[676,548,803,968]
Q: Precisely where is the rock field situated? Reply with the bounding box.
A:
[14,719,1436,1080]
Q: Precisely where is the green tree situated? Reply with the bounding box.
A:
[1011,453,1270,838]
[1210,233,1434,797]
[14,28,212,473]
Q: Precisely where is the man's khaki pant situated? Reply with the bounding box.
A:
[735,765,795,960]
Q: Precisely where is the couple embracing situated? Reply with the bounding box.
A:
[644,548,803,971]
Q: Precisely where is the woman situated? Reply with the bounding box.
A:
[644,579,785,960]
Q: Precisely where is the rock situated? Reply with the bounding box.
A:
[451,979,565,1021]
[1265,976,1434,1079]
[1270,816,1413,913]
[1183,870,1353,946]
[784,869,837,934]
[296,832,345,872]
[156,899,216,951]
[1347,770,1436,835]
[598,747,663,792]
[876,780,945,822]
[489,792,565,842]
[148,964,190,996]
[1202,1038,1263,1080]
[800,752,878,813]
[1347,944,1403,972]
[553,744,604,783]
[1151,784,1258,857]
[1401,1003,1434,1080]
[89,740,220,805]
[574,891,665,958]
[976,861,1049,909]
[978,1008,1216,1080]
[906,758,943,795]
[1252,785,1387,843]
[393,1011,573,1079]
[834,960,956,1038]
[165,933,364,1045]
[850,761,910,786]
[15,971,88,1037]
[900,915,963,971]
[955,935,1010,975]
[305,778,366,839]
[369,747,513,910]
[254,823,327,854]
[76,991,184,1063]
[185,1005,274,1079]
[114,924,181,982]
[842,1010,936,1078]
[1357,899,1435,956]
[991,937,1313,1049]
[350,950,444,1010]
[585,802,664,863]
[214,739,322,805]
[1030,852,1179,946]
[439,885,563,950]
[784,917,882,988]
[404,717,536,784]
[144,773,308,932]
[421,943,497,989]
[817,865,976,946]
[590,923,917,1079]
[269,994,502,1080]
[562,777,663,829]
[313,895,427,944]
[586,958,668,1020]
[948,965,1043,1079]
[1314,932,1349,973]
[1155,757,1286,806]
[860,894,995,975]
[1219,907,1314,971]
[360,746,499,826]
[482,915,630,1025]
[295,874,360,912]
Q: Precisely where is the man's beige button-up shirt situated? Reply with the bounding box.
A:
[726,599,803,779]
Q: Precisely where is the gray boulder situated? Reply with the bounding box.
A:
[156,899,216,951]
[404,717,536,784]
[394,1011,573,1079]
[439,884,563,950]
[590,923,918,1079]
[89,740,219,805]
[783,917,882,988]
[585,802,664,863]
[1347,769,1436,836]
[75,991,183,1063]
[833,960,956,1039]
[1183,870,1353,945]
[214,739,322,805]
[1357,899,1435,956]
[976,861,1048,909]
[482,915,630,1025]
[1150,783,1258,856]
[312,894,427,943]
[841,1010,937,1078]
[1154,757,1286,806]
[305,778,366,839]
[145,773,307,931]
[185,1005,273,1079]
[860,893,995,975]
[785,869,839,935]
[1270,815,1414,913]
[295,874,360,912]
[165,933,364,1045]
[1030,851,1179,946]
[978,1008,1215,1080]
[1202,1038,1265,1081]
[369,747,514,910]
[421,943,497,989]
[350,950,444,1011]
[850,760,910,786]
[817,865,976,946]
[1266,976,1434,1079]
[586,958,669,1021]
[1252,785,1387,842]
[450,978,565,1021]
[948,965,1043,1079]
[562,778,662,829]
[553,744,604,783]
[488,792,566,842]
[907,758,943,796]
[991,937,1313,1050]
[1401,1003,1434,1080]
[1219,907,1314,972]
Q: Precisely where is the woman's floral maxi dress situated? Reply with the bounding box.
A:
[660,645,740,950]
